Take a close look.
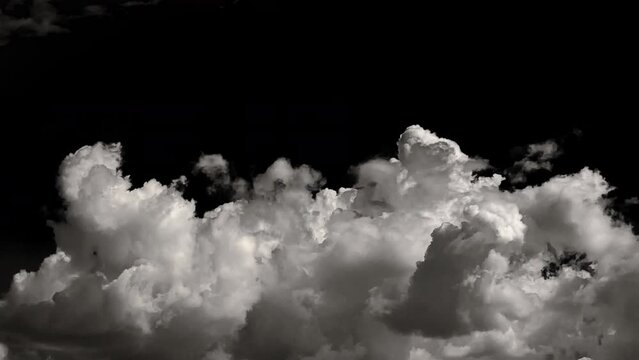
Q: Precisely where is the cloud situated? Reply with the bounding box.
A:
[194,154,232,193]
[0,0,157,45]
[0,2,64,46]
[508,140,562,184]
[624,196,639,206]
[1,125,638,359]
[2,143,266,359]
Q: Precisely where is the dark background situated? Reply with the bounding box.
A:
[0,3,636,293]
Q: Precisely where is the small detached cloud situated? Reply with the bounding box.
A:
[507,140,562,184]
[194,154,232,193]
[624,196,639,206]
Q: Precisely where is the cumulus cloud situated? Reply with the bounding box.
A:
[0,125,637,359]
[508,140,562,184]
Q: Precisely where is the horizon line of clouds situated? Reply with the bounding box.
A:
[1,125,638,359]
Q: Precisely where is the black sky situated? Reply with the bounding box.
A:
[0,4,636,293]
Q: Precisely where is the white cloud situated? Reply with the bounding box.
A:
[252,158,324,197]
[194,154,232,193]
[2,142,266,359]
[0,126,637,360]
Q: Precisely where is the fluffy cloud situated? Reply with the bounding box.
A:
[0,125,637,360]
[194,154,232,193]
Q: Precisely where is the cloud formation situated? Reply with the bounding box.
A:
[0,1,63,46]
[194,154,233,193]
[1,125,637,359]
[0,0,153,45]
[508,140,562,184]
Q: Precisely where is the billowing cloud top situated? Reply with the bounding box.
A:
[1,126,637,360]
